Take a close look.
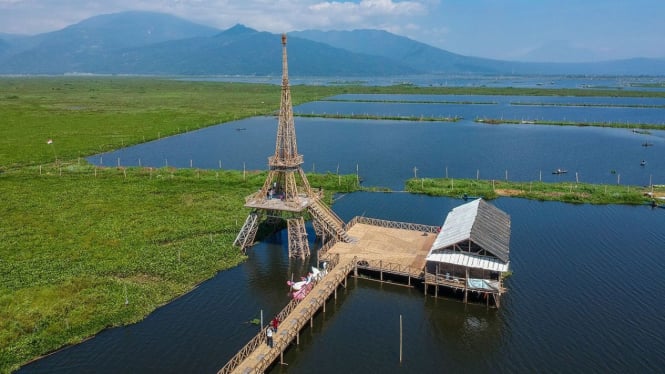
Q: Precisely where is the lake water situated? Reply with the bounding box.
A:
[20,90,665,373]
[88,94,665,189]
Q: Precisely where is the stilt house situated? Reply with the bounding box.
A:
[425,198,510,302]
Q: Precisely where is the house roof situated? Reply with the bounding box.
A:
[429,198,511,263]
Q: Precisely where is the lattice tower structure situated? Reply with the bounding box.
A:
[234,34,352,258]
[257,33,314,203]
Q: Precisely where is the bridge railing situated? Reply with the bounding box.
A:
[424,272,506,293]
[217,253,342,374]
[317,237,339,262]
[345,216,440,234]
[355,258,424,279]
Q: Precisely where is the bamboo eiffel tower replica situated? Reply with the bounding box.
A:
[234,34,352,258]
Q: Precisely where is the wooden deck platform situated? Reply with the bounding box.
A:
[319,216,439,279]
[326,221,437,275]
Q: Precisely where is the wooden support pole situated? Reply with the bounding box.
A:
[464,268,469,304]
[399,314,403,364]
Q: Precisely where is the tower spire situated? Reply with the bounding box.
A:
[270,33,303,170]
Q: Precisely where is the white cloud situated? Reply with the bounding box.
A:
[0,0,430,34]
[305,0,425,29]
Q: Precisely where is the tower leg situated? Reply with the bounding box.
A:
[234,211,262,250]
[311,217,324,237]
[287,217,310,259]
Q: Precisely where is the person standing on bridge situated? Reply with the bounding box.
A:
[266,326,274,348]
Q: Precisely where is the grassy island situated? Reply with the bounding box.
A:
[295,112,461,122]
[475,117,664,130]
[406,177,665,205]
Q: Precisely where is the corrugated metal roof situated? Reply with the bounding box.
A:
[432,198,479,250]
[429,198,511,263]
[426,250,510,272]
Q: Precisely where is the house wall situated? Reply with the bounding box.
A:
[426,261,501,281]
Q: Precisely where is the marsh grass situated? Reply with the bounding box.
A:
[0,165,359,372]
[406,177,661,205]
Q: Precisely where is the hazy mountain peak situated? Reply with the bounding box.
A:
[223,24,258,35]
[56,10,220,47]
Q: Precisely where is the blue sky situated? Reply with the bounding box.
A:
[1,0,663,62]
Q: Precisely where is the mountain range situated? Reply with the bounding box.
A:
[1,11,664,76]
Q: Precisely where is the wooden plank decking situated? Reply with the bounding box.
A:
[324,221,438,278]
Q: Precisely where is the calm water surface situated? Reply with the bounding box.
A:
[298,94,665,125]
[20,194,665,373]
[89,116,665,190]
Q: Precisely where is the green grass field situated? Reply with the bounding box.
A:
[1,77,663,372]
[406,177,664,205]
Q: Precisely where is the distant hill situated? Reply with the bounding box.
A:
[292,29,665,76]
[291,29,504,74]
[99,24,417,76]
[1,11,664,76]
[0,11,220,74]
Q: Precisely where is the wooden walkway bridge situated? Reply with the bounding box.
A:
[219,217,440,373]
[218,254,356,374]
[218,216,506,372]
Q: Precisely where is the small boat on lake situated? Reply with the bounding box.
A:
[642,142,653,147]
[640,160,647,166]
[552,168,568,175]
